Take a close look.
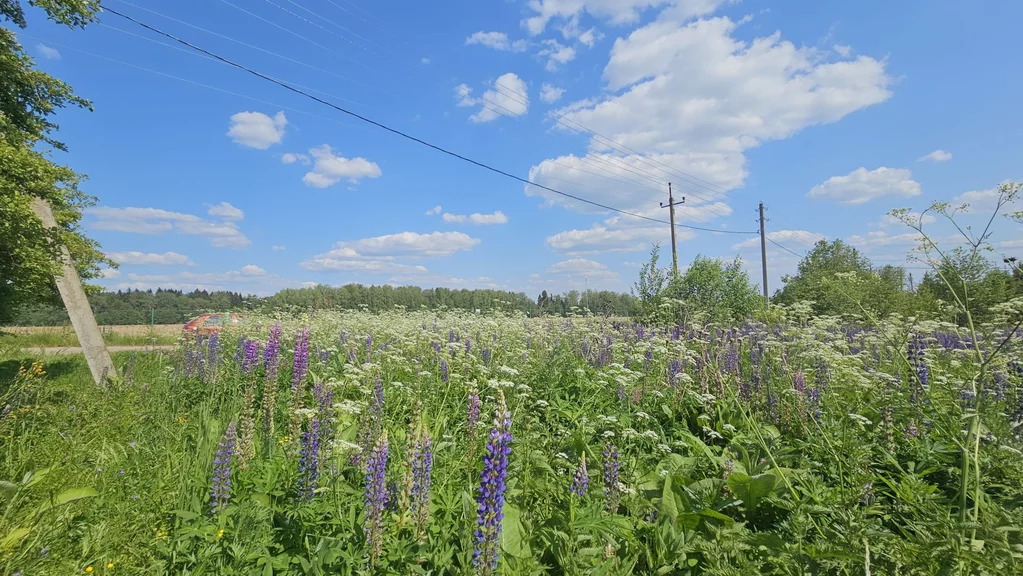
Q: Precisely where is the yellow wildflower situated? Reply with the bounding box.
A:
[177,416,186,425]
[107,562,115,569]
[86,567,93,574]
[217,529,225,539]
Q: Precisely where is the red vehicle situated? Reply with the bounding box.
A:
[183,313,245,338]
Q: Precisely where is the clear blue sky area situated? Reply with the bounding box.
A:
[16,0,1022,296]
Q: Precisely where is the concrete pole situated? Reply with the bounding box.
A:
[29,198,116,384]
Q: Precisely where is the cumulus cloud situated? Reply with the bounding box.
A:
[301,231,480,272]
[88,206,250,249]
[456,73,529,123]
[103,268,296,296]
[301,144,382,188]
[425,205,443,215]
[919,149,952,163]
[281,152,311,165]
[546,258,619,281]
[528,12,891,225]
[539,39,577,70]
[240,264,266,276]
[227,111,287,149]
[441,210,508,224]
[952,185,1021,213]
[808,167,921,205]
[207,201,244,221]
[466,31,528,52]
[522,0,722,35]
[272,245,286,251]
[540,83,566,103]
[546,217,696,256]
[36,43,60,59]
[108,251,194,266]
[880,212,935,228]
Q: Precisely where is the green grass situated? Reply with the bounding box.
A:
[1,311,1022,575]
[0,329,180,349]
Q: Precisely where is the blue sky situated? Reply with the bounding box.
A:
[16,0,1022,297]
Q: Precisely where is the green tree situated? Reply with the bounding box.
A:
[1,0,111,323]
[633,243,668,319]
[774,239,911,318]
[667,255,761,323]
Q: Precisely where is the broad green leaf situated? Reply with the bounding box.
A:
[1,527,30,551]
[35,487,98,516]
[659,473,679,522]
[500,503,531,558]
[250,493,270,506]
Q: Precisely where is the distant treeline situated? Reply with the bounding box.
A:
[7,284,639,326]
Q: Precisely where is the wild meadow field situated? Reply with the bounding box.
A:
[1,309,1022,575]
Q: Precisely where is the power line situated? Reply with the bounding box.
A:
[102,4,757,236]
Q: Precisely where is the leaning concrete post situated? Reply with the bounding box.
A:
[29,198,116,384]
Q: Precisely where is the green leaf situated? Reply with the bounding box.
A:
[1,527,30,551]
[23,467,52,488]
[726,473,777,512]
[173,509,201,521]
[250,493,270,507]
[34,487,98,516]
[501,503,531,558]
[659,473,679,522]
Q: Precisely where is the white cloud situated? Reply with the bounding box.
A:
[528,14,891,218]
[539,39,577,70]
[99,268,121,279]
[546,217,696,256]
[466,31,528,52]
[88,206,250,249]
[732,230,825,251]
[846,230,926,248]
[457,73,529,123]
[272,245,286,251]
[301,231,480,271]
[546,258,619,281]
[919,149,952,163]
[540,83,566,103]
[301,144,382,188]
[808,167,920,205]
[523,0,722,35]
[281,152,311,165]
[108,251,194,266]
[207,201,244,221]
[227,111,287,149]
[952,185,1021,213]
[577,28,601,47]
[833,44,852,57]
[36,43,61,60]
[425,205,443,215]
[240,264,266,276]
[442,210,508,225]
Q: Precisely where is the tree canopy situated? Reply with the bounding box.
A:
[0,0,111,323]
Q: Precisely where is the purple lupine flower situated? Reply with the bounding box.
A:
[644,348,653,373]
[210,420,237,514]
[668,359,683,386]
[207,331,221,369]
[292,328,310,392]
[314,381,335,448]
[467,388,481,433]
[432,341,442,354]
[473,390,512,575]
[570,453,588,496]
[348,348,357,364]
[465,338,472,355]
[603,444,620,513]
[296,417,320,501]
[242,339,260,376]
[441,359,449,384]
[481,347,492,366]
[364,431,389,566]
[411,428,433,537]
[264,324,282,377]
[908,335,929,391]
[725,344,739,374]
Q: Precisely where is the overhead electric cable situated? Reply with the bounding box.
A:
[101,5,759,236]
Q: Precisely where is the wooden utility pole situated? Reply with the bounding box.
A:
[660,182,684,278]
[759,202,769,301]
[29,198,115,385]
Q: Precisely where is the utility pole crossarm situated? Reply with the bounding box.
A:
[660,182,684,279]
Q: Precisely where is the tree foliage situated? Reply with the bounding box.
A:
[0,0,111,324]
[666,255,762,323]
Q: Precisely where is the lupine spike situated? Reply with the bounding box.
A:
[603,443,620,513]
[571,453,589,496]
[364,431,389,566]
[473,390,512,575]
[210,420,237,515]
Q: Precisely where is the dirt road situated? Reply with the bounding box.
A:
[19,345,177,355]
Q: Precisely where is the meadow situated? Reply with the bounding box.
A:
[1,309,1022,575]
